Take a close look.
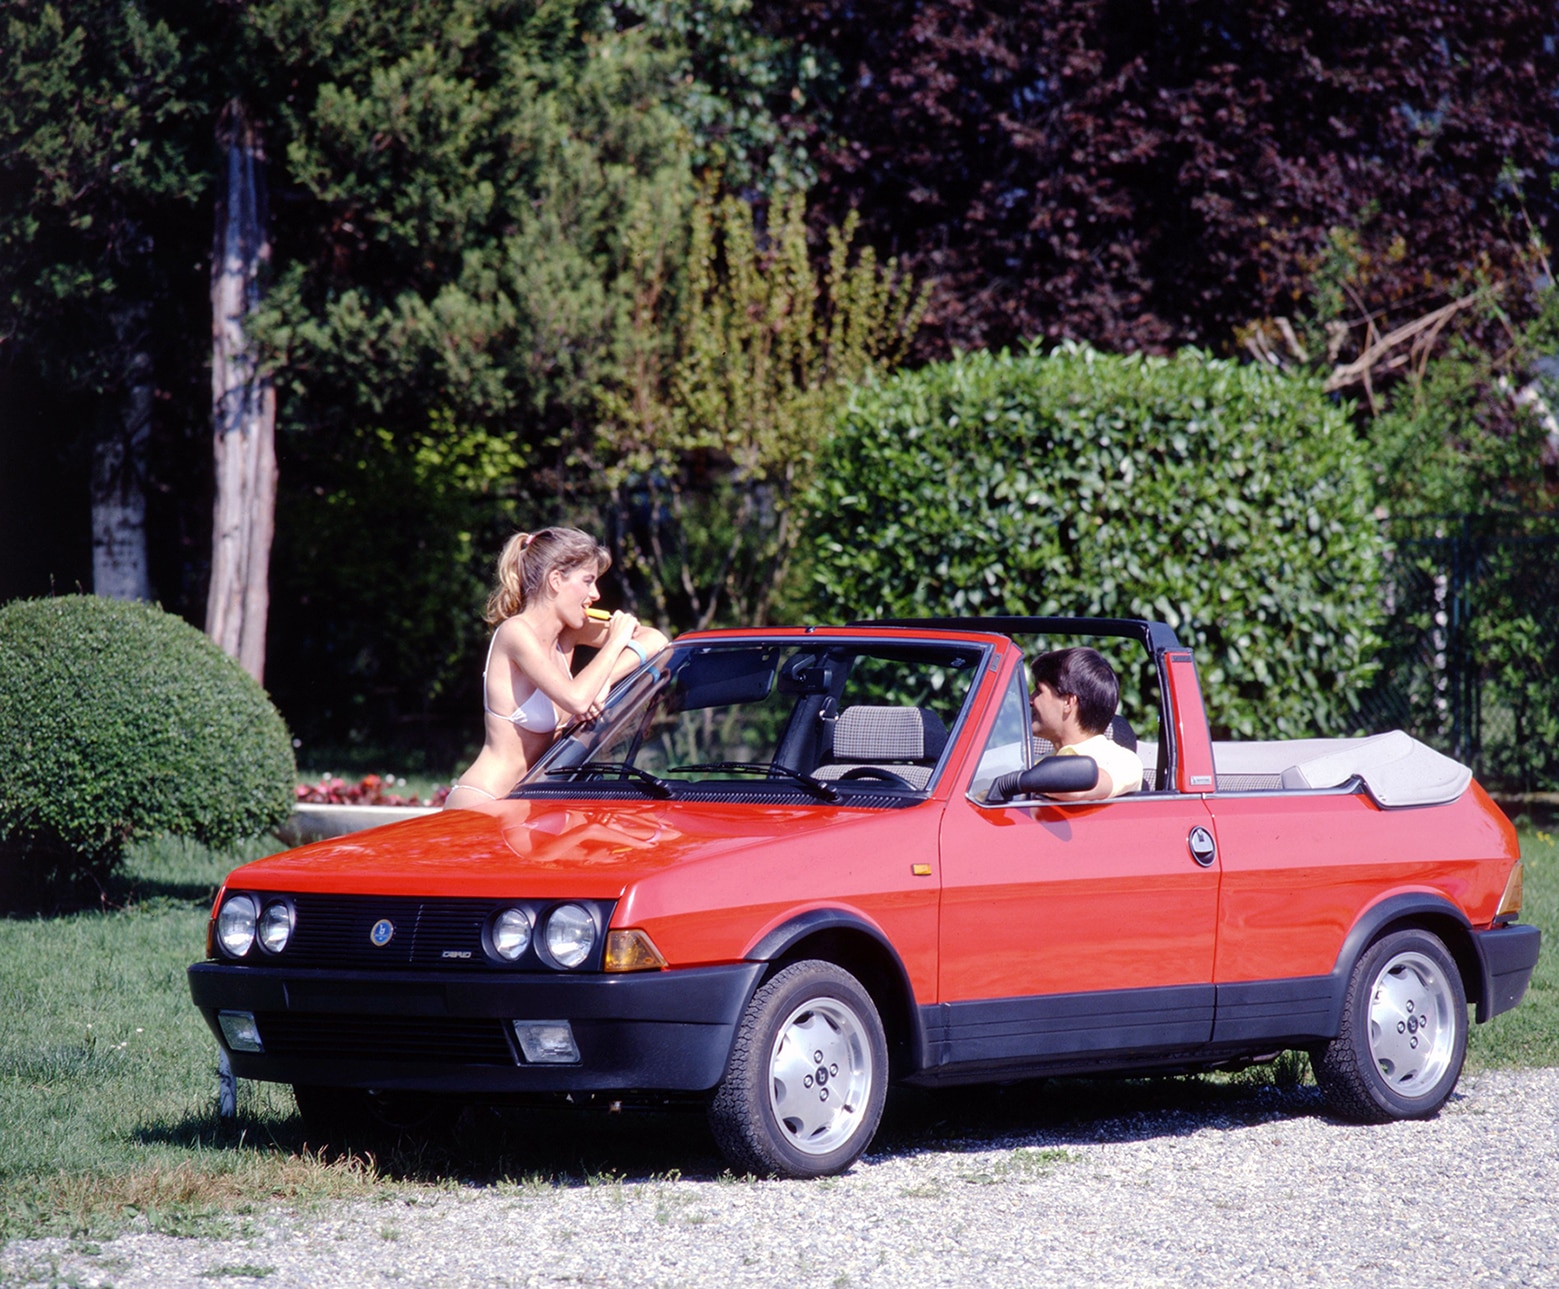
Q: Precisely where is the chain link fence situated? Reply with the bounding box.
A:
[1357,512,1559,793]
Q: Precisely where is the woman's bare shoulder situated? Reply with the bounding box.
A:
[491,615,545,658]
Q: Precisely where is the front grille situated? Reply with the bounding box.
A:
[256,1011,516,1064]
[281,894,496,968]
[277,896,509,970]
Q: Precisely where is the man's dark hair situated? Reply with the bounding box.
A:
[1030,647,1119,735]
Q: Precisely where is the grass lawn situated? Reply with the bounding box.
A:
[2,822,1555,1241]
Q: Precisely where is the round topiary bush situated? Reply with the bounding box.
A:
[0,595,296,893]
[801,342,1385,739]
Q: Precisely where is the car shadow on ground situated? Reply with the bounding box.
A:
[872,1072,1332,1162]
[140,1071,1349,1186]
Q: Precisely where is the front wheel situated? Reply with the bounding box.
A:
[1311,928,1468,1122]
[708,960,888,1178]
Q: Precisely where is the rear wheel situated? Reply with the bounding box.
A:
[1311,928,1467,1122]
[709,960,888,1178]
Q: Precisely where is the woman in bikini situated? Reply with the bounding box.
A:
[445,528,668,808]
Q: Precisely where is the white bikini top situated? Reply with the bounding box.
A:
[482,631,561,733]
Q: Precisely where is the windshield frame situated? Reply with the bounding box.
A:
[519,631,998,805]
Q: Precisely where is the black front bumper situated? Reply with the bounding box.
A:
[188,960,765,1095]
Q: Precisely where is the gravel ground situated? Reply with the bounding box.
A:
[5,1067,1558,1288]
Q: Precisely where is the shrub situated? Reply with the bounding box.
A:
[800,343,1385,738]
[0,595,296,894]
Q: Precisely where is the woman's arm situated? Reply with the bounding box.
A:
[501,613,640,718]
[605,624,668,684]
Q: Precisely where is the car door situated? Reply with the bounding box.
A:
[929,669,1221,1073]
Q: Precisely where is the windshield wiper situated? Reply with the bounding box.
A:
[675,761,841,803]
[544,761,675,799]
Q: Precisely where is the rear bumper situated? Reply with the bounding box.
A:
[188,960,764,1095]
[1471,923,1541,1023]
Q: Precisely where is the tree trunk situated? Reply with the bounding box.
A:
[206,100,276,684]
[91,302,153,601]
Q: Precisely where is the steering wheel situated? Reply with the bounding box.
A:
[838,766,916,790]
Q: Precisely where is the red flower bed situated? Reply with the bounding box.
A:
[295,774,450,807]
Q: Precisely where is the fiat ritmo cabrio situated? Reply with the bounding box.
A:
[190,617,1540,1177]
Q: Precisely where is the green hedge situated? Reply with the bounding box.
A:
[0,596,295,889]
[801,343,1385,738]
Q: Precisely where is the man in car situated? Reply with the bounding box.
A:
[1029,647,1144,800]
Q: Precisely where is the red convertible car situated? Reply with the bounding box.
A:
[190,617,1539,1177]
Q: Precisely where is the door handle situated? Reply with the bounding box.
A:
[1188,825,1217,867]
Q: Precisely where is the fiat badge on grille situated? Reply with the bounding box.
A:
[369,918,395,947]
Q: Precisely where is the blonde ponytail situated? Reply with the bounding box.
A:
[484,527,610,624]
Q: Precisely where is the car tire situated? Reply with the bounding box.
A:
[293,1084,460,1152]
[708,960,888,1178]
[1311,927,1468,1123]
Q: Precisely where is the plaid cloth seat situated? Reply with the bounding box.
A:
[813,705,948,789]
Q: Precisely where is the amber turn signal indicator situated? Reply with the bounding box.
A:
[1496,861,1524,921]
[604,928,668,972]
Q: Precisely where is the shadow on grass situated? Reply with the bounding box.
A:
[1,833,277,918]
[133,1071,1338,1187]
[0,870,218,919]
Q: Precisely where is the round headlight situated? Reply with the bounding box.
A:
[257,900,294,954]
[217,894,259,958]
[545,904,597,969]
[492,907,533,961]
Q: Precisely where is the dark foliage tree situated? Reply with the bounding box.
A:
[0,0,218,605]
[761,0,1559,358]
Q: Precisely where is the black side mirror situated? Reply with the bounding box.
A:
[987,754,1099,804]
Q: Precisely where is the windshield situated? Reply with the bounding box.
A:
[523,637,989,803]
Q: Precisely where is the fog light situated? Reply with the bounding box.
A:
[512,1020,579,1064]
[218,1010,264,1053]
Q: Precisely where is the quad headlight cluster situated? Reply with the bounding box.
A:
[215,893,294,958]
[486,901,598,968]
[212,893,623,970]
[488,907,667,972]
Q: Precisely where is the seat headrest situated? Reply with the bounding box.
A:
[1108,714,1137,751]
[832,705,948,761]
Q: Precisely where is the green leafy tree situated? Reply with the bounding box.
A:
[227,0,722,752]
[623,0,837,193]
[248,0,694,437]
[593,185,926,629]
[802,344,1385,739]
[1350,286,1559,791]
[0,0,215,601]
[266,410,528,760]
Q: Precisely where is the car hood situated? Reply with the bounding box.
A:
[221,796,897,899]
